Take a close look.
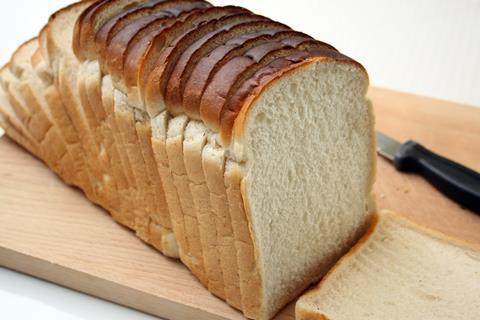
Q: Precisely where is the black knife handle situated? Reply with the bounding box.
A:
[394,141,480,214]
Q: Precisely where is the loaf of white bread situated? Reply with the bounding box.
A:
[0,1,376,318]
[296,210,480,320]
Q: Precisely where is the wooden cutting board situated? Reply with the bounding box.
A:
[0,87,479,320]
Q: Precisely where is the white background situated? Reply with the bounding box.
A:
[1,0,479,319]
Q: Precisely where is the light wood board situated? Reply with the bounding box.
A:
[0,87,479,320]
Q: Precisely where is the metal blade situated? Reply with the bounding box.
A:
[376,132,402,161]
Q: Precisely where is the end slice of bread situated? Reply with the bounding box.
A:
[296,210,480,320]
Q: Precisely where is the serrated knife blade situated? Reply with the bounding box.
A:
[376,131,402,161]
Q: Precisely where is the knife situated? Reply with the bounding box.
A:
[376,132,480,214]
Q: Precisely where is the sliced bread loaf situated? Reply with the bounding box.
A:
[3,1,376,318]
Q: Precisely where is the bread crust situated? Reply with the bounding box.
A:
[182,30,305,120]
[141,6,247,116]
[108,1,209,90]
[164,18,284,115]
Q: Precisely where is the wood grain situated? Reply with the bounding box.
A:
[0,87,479,320]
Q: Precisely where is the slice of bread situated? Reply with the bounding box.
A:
[296,211,480,320]
[166,114,208,286]
[151,111,190,264]
[184,120,225,299]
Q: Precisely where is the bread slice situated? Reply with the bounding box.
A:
[202,143,242,309]
[184,120,225,299]
[151,112,190,264]
[166,114,208,286]
[100,74,137,229]
[229,59,375,318]
[296,211,480,320]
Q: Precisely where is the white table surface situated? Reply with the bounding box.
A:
[1,0,479,319]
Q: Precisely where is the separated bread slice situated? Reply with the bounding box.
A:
[151,112,190,265]
[136,113,179,258]
[113,89,156,240]
[100,75,137,229]
[184,121,225,299]
[224,160,259,317]
[165,20,290,115]
[202,142,242,309]
[166,114,208,286]
[296,211,480,320]
[182,29,309,120]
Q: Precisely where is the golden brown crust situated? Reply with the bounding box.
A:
[99,0,192,78]
[121,6,204,90]
[142,6,248,116]
[74,0,145,61]
[110,1,209,89]
[163,17,281,115]
[181,29,305,119]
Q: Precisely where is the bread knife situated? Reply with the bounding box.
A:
[376,132,480,214]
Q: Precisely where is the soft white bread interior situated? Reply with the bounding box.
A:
[239,59,375,318]
[296,210,480,320]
